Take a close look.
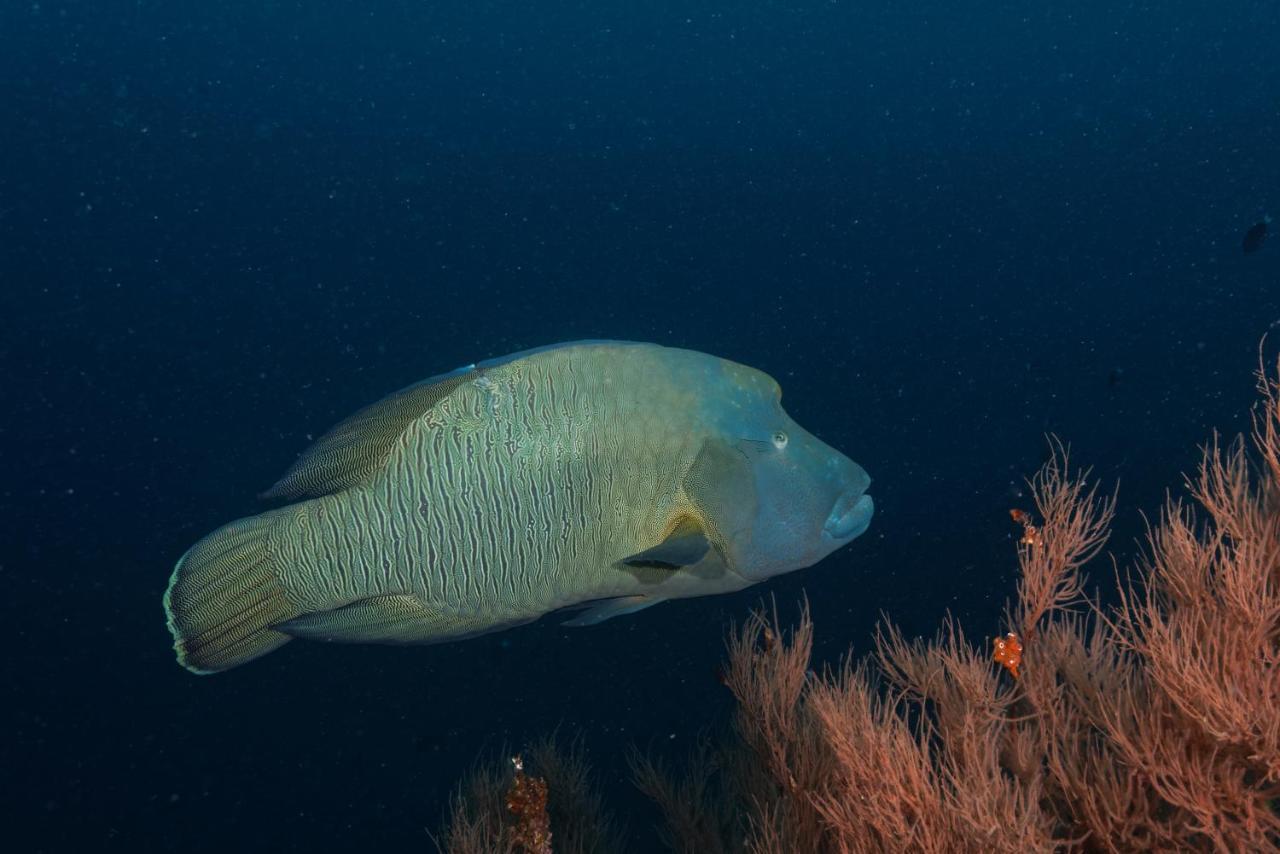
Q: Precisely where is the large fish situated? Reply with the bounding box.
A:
[164,341,874,673]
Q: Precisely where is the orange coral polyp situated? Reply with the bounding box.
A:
[993,632,1023,679]
[1010,508,1043,547]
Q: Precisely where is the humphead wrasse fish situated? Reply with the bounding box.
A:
[163,341,874,673]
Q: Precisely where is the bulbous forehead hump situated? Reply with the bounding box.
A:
[717,359,782,402]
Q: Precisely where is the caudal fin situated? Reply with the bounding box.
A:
[163,512,300,674]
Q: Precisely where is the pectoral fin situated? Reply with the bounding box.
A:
[621,517,711,570]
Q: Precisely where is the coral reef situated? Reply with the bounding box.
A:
[442,359,1280,852]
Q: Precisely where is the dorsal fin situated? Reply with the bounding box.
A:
[262,366,475,500]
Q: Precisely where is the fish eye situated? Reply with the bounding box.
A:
[771,430,789,449]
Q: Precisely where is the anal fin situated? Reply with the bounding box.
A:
[279,595,509,644]
[561,595,658,627]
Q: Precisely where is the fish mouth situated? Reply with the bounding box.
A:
[824,492,874,541]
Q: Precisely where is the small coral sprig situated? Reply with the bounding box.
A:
[506,755,552,854]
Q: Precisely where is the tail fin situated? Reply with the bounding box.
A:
[163,511,301,674]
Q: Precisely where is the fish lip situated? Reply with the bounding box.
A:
[824,492,874,541]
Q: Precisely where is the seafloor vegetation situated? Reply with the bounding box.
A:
[436,360,1280,853]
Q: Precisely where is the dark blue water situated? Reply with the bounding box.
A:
[5,1,1278,850]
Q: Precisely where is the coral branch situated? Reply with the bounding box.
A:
[1014,439,1115,643]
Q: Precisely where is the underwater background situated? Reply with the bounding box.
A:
[4,0,1279,850]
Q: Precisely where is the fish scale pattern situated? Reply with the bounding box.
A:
[279,346,698,629]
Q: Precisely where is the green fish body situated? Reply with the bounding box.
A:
[164,341,873,673]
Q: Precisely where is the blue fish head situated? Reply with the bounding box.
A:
[734,419,872,581]
[696,361,873,583]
